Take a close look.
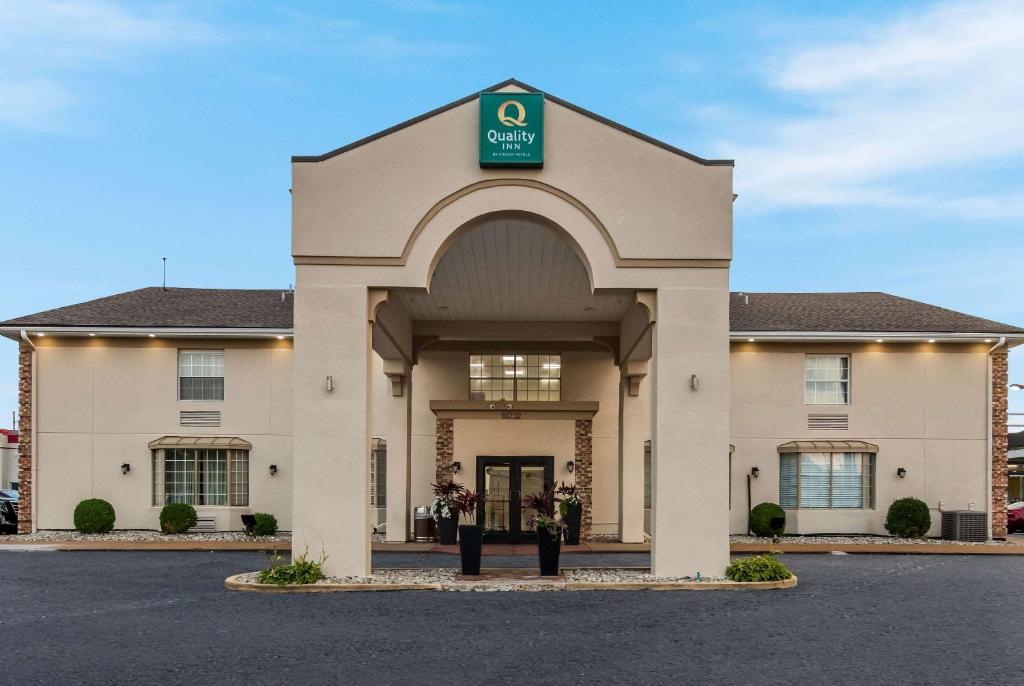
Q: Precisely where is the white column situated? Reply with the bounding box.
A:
[618,374,646,543]
[651,286,730,577]
[292,284,371,577]
[385,363,412,543]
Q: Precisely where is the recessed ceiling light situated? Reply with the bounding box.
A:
[985,339,993,343]
[276,335,285,340]
[36,332,45,337]
[89,333,96,337]
[148,334,156,338]
[876,339,884,343]
[928,339,936,343]
[747,338,755,342]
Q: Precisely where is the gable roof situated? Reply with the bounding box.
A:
[292,78,733,167]
[730,292,1024,334]
[2,288,1021,336]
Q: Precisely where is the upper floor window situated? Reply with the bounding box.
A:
[469,354,561,401]
[179,350,224,401]
[779,452,875,509]
[804,354,849,405]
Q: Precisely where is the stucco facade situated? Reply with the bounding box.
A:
[2,80,1021,580]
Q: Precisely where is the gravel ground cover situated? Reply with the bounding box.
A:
[15,529,291,543]
[230,567,728,590]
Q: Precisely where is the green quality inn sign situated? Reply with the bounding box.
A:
[479,92,544,168]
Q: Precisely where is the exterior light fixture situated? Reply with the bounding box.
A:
[269,464,278,476]
[120,463,131,475]
[875,339,884,343]
[747,338,755,342]
[566,460,575,473]
[276,335,284,340]
[148,334,156,338]
[985,339,993,343]
[36,332,44,337]
[897,467,907,479]
[750,467,760,479]
[928,339,936,343]
[325,375,334,392]
[1011,384,1024,391]
[690,374,700,390]
[452,461,461,474]
[89,333,96,337]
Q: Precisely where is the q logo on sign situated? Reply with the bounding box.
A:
[497,99,527,127]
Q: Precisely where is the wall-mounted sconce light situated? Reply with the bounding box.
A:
[325,376,334,392]
[897,467,907,479]
[566,460,575,473]
[120,463,131,475]
[690,374,700,391]
[750,466,759,479]
[452,461,461,474]
[269,464,278,476]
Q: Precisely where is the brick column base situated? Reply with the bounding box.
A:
[435,418,454,484]
[992,351,1008,539]
[574,419,593,540]
[17,343,32,534]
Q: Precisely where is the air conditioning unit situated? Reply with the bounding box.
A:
[941,510,987,542]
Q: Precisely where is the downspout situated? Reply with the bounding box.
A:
[19,331,37,534]
[986,336,1006,539]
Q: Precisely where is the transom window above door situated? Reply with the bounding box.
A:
[469,354,561,401]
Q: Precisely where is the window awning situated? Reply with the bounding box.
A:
[148,435,252,450]
[777,440,878,454]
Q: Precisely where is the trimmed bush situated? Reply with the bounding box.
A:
[884,497,931,538]
[256,550,326,586]
[725,554,792,582]
[749,502,787,537]
[253,512,278,536]
[159,503,198,534]
[74,499,116,534]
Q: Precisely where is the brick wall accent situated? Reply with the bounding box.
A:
[17,343,32,534]
[574,419,593,540]
[992,351,1008,540]
[435,418,454,484]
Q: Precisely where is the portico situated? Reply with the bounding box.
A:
[290,79,733,578]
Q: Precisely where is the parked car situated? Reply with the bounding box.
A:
[0,489,17,534]
[1009,501,1024,534]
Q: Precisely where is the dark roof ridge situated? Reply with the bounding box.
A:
[292,78,733,167]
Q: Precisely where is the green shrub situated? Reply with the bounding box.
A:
[884,497,931,538]
[749,502,787,537]
[725,554,792,582]
[256,550,326,586]
[73,499,116,534]
[159,503,198,534]
[253,512,278,536]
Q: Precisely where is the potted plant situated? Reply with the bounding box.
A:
[456,490,483,576]
[556,482,582,545]
[429,480,465,545]
[523,487,566,576]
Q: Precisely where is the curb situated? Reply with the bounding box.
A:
[224,573,797,593]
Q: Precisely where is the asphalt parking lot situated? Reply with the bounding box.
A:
[2,550,1022,685]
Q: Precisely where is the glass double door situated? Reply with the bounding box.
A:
[476,456,554,543]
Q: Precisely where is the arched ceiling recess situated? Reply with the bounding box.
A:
[395,215,632,322]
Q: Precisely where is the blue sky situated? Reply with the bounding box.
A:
[1,0,1022,426]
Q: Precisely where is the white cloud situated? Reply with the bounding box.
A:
[718,0,1024,215]
[0,1,218,131]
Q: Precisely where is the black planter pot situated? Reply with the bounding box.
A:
[438,514,459,545]
[562,502,582,545]
[458,524,483,576]
[537,527,562,576]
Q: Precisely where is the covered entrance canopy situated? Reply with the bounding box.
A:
[290,79,733,578]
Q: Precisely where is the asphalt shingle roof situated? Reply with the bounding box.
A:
[1,287,1020,334]
[730,292,1023,334]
